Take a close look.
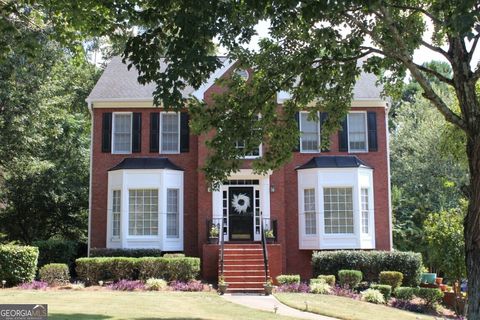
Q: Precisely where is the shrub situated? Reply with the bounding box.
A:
[309,279,331,294]
[361,288,385,304]
[33,239,79,268]
[338,270,362,289]
[416,288,443,307]
[0,245,38,286]
[163,253,185,258]
[18,281,48,290]
[312,250,422,286]
[39,263,70,285]
[276,274,301,285]
[379,271,403,289]
[370,284,392,301]
[276,283,310,293]
[76,256,200,284]
[331,285,360,299]
[391,299,425,313]
[394,286,417,301]
[108,280,145,291]
[317,275,335,286]
[89,248,162,258]
[145,278,167,291]
[169,280,204,291]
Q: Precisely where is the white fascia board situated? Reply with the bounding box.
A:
[191,59,235,100]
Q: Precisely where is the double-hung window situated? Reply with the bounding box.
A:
[128,189,159,236]
[323,187,354,234]
[300,112,320,152]
[361,188,369,234]
[166,189,180,238]
[113,113,132,153]
[112,190,121,238]
[303,189,317,235]
[347,113,367,152]
[161,113,180,153]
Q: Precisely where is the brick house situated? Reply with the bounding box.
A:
[86,57,392,291]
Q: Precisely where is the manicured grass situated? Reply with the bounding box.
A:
[275,293,437,320]
[1,289,297,320]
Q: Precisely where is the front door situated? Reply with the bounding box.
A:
[228,186,254,241]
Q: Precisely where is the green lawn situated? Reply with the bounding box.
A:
[0,289,297,320]
[275,293,437,320]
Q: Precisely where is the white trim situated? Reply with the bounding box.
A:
[160,111,181,154]
[347,111,368,153]
[87,97,155,103]
[386,107,393,250]
[192,59,235,100]
[276,92,387,108]
[299,111,321,153]
[87,101,93,256]
[111,112,133,154]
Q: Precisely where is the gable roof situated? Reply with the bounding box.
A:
[296,156,372,170]
[87,56,382,103]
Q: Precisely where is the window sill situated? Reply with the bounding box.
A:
[112,151,132,155]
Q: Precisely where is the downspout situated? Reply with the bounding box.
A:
[385,101,393,250]
[87,100,94,257]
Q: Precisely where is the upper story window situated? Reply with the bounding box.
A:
[112,113,132,154]
[347,113,367,152]
[161,113,180,153]
[323,187,354,234]
[300,112,320,152]
[234,140,261,158]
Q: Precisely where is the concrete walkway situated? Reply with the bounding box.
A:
[221,293,337,320]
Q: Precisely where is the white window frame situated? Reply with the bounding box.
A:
[361,187,370,234]
[127,188,160,237]
[160,112,181,154]
[112,112,133,154]
[303,188,317,235]
[347,111,368,153]
[299,111,321,153]
[166,188,180,239]
[323,186,355,235]
[111,190,121,239]
[234,114,262,159]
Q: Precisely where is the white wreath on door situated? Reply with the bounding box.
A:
[231,193,250,214]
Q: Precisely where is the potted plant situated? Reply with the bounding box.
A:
[209,225,219,244]
[264,277,274,296]
[265,229,275,243]
[218,275,228,295]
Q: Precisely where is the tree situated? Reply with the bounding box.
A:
[97,2,480,316]
[424,202,466,282]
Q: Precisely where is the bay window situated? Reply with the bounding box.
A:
[128,189,159,236]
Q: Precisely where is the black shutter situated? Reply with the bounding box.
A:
[150,113,160,153]
[180,112,190,153]
[293,112,300,152]
[367,111,378,151]
[101,113,112,153]
[338,116,349,152]
[132,113,142,153]
[320,112,330,152]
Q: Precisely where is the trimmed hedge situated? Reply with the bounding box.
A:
[39,263,70,285]
[276,274,301,285]
[0,245,38,286]
[379,271,403,289]
[338,270,362,289]
[33,239,79,268]
[394,286,417,300]
[76,257,200,285]
[89,248,163,258]
[416,288,444,307]
[370,284,392,301]
[317,275,336,286]
[312,250,422,286]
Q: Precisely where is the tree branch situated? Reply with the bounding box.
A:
[468,31,480,63]
[420,40,452,62]
[414,63,454,86]
[385,3,445,26]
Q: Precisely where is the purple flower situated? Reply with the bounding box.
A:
[276,283,310,293]
[169,280,204,291]
[330,285,360,299]
[18,281,48,290]
[108,280,145,291]
[390,298,425,313]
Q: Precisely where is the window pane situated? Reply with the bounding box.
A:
[348,113,367,151]
[303,188,317,235]
[323,187,354,234]
[300,113,319,152]
[112,190,121,237]
[361,188,369,233]
[113,114,132,153]
[128,189,158,236]
[167,189,179,238]
[161,113,179,153]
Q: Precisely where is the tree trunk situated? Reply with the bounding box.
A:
[466,133,480,318]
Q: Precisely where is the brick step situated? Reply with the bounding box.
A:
[226,287,265,293]
[221,254,264,260]
[223,244,262,248]
[223,249,263,255]
[223,270,265,276]
[227,281,265,289]
[224,275,266,281]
